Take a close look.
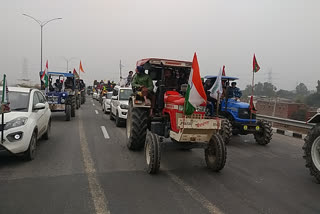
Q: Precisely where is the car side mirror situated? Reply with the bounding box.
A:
[111,96,118,100]
[33,103,46,110]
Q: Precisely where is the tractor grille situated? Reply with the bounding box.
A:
[48,96,59,103]
[238,108,256,119]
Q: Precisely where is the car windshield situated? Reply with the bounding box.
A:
[0,91,29,112]
[106,93,112,99]
[119,89,132,100]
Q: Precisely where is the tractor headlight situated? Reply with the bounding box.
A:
[178,105,184,111]
[196,106,206,112]
[5,117,28,130]
[120,104,129,109]
[61,98,65,104]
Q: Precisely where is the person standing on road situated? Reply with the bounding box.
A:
[126,71,134,87]
[131,66,155,115]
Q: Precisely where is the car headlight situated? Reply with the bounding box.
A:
[196,106,206,112]
[120,104,129,109]
[5,117,28,130]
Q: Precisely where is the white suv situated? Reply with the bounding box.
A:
[109,86,132,127]
[0,87,51,160]
[102,92,113,113]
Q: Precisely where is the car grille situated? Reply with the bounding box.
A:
[238,108,256,119]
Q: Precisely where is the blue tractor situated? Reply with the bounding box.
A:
[205,75,272,145]
[40,72,77,121]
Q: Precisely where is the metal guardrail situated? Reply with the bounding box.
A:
[256,114,314,129]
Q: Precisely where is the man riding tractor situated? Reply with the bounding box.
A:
[126,58,227,174]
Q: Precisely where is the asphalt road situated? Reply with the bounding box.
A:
[0,97,319,214]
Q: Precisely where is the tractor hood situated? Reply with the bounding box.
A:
[221,99,250,109]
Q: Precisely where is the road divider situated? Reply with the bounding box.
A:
[100,126,110,139]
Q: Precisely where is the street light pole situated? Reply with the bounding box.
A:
[22,14,62,72]
[62,57,80,72]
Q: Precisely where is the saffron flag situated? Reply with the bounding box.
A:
[41,60,49,88]
[209,68,223,100]
[79,61,85,73]
[253,54,260,73]
[184,53,207,115]
[73,68,80,79]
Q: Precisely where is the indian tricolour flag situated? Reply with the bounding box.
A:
[2,74,9,104]
[209,68,223,100]
[184,53,207,115]
[41,60,49,88]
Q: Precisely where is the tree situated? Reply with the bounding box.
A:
[305,93,320,107]
[317,80,320,94]
[276,89,295,99]
[296,83,309,95]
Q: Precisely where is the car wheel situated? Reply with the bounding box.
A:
[23,132,37,161]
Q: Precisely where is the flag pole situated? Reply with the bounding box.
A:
[250,70,255,121]
[1,74,6,143]
[216,92,220,117]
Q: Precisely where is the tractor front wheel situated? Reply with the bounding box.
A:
[126,102,148,151]
[254,120,273,145]
[144,131,161,174]
[65,105,71,121]
[71,96,76,117]
[303,124,320,182]
[205,133,227,172]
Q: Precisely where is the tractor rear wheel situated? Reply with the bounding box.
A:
[205,133,226,172]
[126,103,149,151]
[144,131,161,174]
[220,119,232,144]
[303,124,320,182]
[254,120,272,145]
[71,96,76,117]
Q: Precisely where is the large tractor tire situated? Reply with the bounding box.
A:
[65,104,71,121]
[303,124,320,182]
[219,119,232,144]
[254,120,272,145]
[126,103,149,151]
[71,96,76,117]
[144,131,161,174]
[205,133,227,172]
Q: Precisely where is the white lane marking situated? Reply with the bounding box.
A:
[95,110,99,114]
[100,126,110,139]
[79,117,111,214]
[93,103,95,106]
[167,172,224,214]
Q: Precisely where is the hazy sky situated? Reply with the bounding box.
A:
[1,0,319,90]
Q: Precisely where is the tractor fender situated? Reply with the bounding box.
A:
[129,96,151,108]
[308,113,320,124]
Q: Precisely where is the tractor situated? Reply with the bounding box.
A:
[303,110,320,182]
[40,71,77,121]
[126,58,227,174]
[204,75,272,145]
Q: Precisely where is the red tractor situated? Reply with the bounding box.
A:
[126,58,227,174]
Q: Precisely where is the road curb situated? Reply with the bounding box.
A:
[272,127,307,140]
